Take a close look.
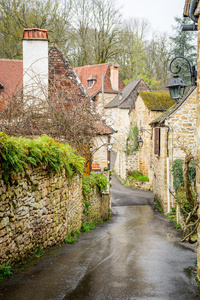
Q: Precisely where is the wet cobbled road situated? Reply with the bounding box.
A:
[0,176,200,300]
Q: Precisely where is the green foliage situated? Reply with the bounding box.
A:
[177,190,196,220]
[82,172,107,198]
[126,125,138,153]
[124,74,161,91]
[81,222,91,232]
[81,219,103,232]
[0,264,13,279]
[0,0,71,59]
[64,234,77,244]
[170,17,197,85]
[0,133,85,181]
[64,230,81,244]
[83,200,91,215]
[172,159,196,192]
[154,195,164,213]
[33,246,44,257]
[129,170,149,182]
[75,230,81,236]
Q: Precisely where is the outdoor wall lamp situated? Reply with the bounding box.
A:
[137,127,152,149]
[166,56,197,100]
[137,136,144,149]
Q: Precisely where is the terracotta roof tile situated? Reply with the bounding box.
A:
[0,59,23,109]
[73,63,124,97]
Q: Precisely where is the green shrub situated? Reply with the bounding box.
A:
[64,234,77,244]
[172,159,196,192]
[129,170,149,182]
[81,222,91,232]
[33,246,45,257]
[126,125,138,152]
[82,172,107,198]
[0,264,13,279]
[0,133,85,181]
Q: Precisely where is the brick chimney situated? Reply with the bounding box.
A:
[23,28,49,102]
[110,65,119,91]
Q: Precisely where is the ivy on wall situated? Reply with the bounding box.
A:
[172,158,196,192]
[126,125,138,153]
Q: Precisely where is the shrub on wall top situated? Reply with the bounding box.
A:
[82,172,107,198]
[0,133,85,181]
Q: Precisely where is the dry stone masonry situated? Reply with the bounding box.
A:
[0,166,109,266]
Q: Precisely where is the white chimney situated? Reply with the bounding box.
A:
[23,28,48,103]
[110,65,119,91]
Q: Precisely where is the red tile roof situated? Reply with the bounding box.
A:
[73,63,124,98]
[0,59,23,110]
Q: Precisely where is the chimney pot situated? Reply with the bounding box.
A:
[23,28,48,40]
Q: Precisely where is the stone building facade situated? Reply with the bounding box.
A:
[129,91,175,183]
[73,63,125,172]
[105,79,151,179]
[150,87,197,212]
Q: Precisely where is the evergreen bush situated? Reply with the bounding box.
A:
[0,133,85,181]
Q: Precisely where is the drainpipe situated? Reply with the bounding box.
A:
[159,125,170,213]
[181,24,198,31]
[189,0,199,23]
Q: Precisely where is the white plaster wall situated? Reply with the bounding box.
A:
[92,136,108,171]
[23,39,48,102]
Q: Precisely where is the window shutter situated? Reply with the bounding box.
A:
[154,128,160,156]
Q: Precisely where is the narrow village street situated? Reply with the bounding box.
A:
[0,176,200,300]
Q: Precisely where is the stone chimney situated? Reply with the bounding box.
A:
[110,65,119,91]
[23,28,49,102]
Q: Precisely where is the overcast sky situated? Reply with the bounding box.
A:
[118,0,185,34]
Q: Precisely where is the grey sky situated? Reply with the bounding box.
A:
[118,0,185,34]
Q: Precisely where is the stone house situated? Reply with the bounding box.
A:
[150,87,197,212]
[73,63,125,172]
[73,63,125,115]
[0,28,113,173]
[183,0,200,281]
[129,91,175,183]
[104,79,151,178]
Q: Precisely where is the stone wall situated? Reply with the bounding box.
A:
[126,151,139,176]
[129,95,162,182]
[152,89,197,212]
[0,166,109,266]
[151,127,168,211]
[197,14,200,282]
[95,93,117,115]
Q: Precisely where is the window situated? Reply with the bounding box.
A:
[154,127,160,156]
[87,80,96,88]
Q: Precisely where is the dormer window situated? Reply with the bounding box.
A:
[87,74,97,88]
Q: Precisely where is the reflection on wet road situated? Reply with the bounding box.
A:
[0,176,199,299]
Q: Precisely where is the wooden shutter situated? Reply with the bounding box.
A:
[154,128,160,156]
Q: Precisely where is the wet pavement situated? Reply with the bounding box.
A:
[0,176,200,299]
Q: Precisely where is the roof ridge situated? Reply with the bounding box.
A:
[150,86,196,125]
[49,44,91,101]
[74,63,109,68]
[118,79,141,107]
[0,58,23,62]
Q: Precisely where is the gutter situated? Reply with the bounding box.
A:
[159,125,171,213]
[189,0,199,23]
[182,0,199,31]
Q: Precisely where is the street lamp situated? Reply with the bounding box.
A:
[167,56,197,100]
[137,127,152,148]
[137,136,144,149]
